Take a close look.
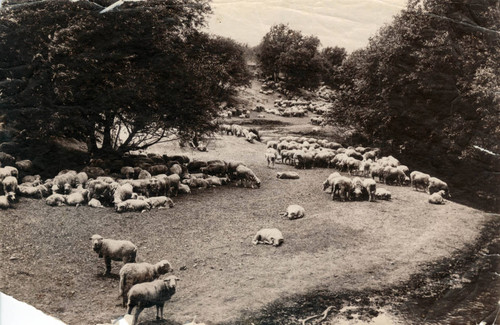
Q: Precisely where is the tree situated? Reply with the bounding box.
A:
[319,46,347,88]
[0,0,250,157]
[256,24,323,89]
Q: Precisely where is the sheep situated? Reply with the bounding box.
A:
[205,176,223,186]
[182,178,209,189]
[410,171,430,191]
[121,166,135,179]
[363,178,377,202]
[265,148,279,168]
[65,189,89,206]
[276,171,300,179]
[148,164,169,176]
[46,193,67,206]
[200,161,227,176]
[381,166,406,186]
[246,132,258,143]
[252,228,284,247]
[90,234,137,275]
[233,165,261,188]
[81,166,106,179]
[178,183,191,194]
[87,179,116,204]
[281,205,305,220]
[0,152,15,166]
[0,192,15,209]
[428,177,450,197]
[115,199,152,213]
[267,140,279,149]
[18,184,45,199]
[2,176,18,198]
[76,172,88,187]
[146,196,174,209]
[53,170,78,193]
[374,188,392,200]
[169,164,183,176]
[428,190,446,204]
[21,175,41,184]
[126,275,179,325]
[2,166,18,179]
[322,172,341,192]
[113,183,134,205]
[118,260,173,307]
[88,198,104,208]
[350,177,365,200]
[137,170,152,179]
[331,176,352,201]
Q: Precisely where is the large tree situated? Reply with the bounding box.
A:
[0,0,250,156]
[256,24,323,89]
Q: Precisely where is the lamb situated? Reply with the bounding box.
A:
[252,228,284,246]
[428,190,446,204]
[233,165,261,188]
[276,171,300,179]
[362,178,377,202]
[281,205,305,220]
[90,234,137,275]
[2,176,18,198]
[45,193,67,206]
[118,260,173,306]
[374,188,392,200]
[115,199,152,213]
[146,196,174,209]
[410,171,430,191]
[427,177,450,197]
[126,275,179,325]
[0,192,15,209]
[88,198,104,208]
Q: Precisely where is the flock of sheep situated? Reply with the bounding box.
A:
[263,135,450,204]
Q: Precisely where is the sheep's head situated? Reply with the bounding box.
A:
[6,192,16,203]
[63,183,72,194]
[253,177,261,188]
[115,203,125,213]
[90,235,103,253]
[163,275,180,289]
[277,173,283,179]
[271,237,284,247]
[167,199,174,208]
[156,260,173,275]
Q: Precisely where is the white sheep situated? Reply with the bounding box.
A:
[126,275,180,325]
[90,234,137,275]
[428,190,446,204]
[178,183,191,194]
[2,176,18,198]
[2,166,18,179]
[362,178,377,202]
[276,171,300,179]
[252,228,284,246]
[265,148,279,168]
[118,260,173,306]
[113,183,134,205]
[0,192,15,209]
[65,189,89,206]
[281,205,305,220]
[88,198,104,208]
[146,196,174,209]
[233,165,261,188]
[374,188,392,200]
[115,199,151,213]
[46,193,67,206]
[18,184,46,199]
[428,177,450,197]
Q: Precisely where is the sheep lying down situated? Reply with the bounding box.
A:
[428,190,446,205]
[281,205,305,220]
[276,171,300,179]
[252,228,284,247]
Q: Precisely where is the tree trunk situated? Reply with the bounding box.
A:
[101,120,113,152]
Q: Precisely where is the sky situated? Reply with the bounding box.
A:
[206,0,407,52]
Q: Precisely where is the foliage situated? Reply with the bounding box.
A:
[256,24,324,90]
[0,0,250,156]
[319,46,347,89]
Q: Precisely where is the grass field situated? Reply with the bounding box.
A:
[0,81,497,325]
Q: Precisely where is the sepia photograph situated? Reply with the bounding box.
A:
[0,0,499,324]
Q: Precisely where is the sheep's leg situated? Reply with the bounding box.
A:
[156,303,164,320]
[133,307,143,325]
[127,303,134,315]
[104,257,112,275]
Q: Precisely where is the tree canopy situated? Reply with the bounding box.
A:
[0,0,250,156]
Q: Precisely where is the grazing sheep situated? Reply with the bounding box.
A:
[331,176,352,201]
[350,177,365,200]
[428,190,446,204]
[276,171,300,179]
[234,165,261,188]
[410,171,431,191]
[46,193,67,206]
[374,188,392,200]
[252,228,284,246]
[322,172,341,192]
[0,192,15,209]
[362,178,377,202]
[88,198,104,208]
[119,260,173,306]
[281,205,305,220]
[381,167,406,186]
[90,234,137,275]
[427,177,450,197]
[126,276,179,325]
[146,196,174,209]
[2,176,18,197]
[115,199,152,213]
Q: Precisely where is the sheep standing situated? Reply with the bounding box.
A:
[252,228,284,246]
[233,165,261,188]
[127,276,180,325]
[265,148,279,168]
[428,177,450,197]
[363,178,377,202]
[410,171,430,192]
[119,260,173,307]
[90,234,137,275]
